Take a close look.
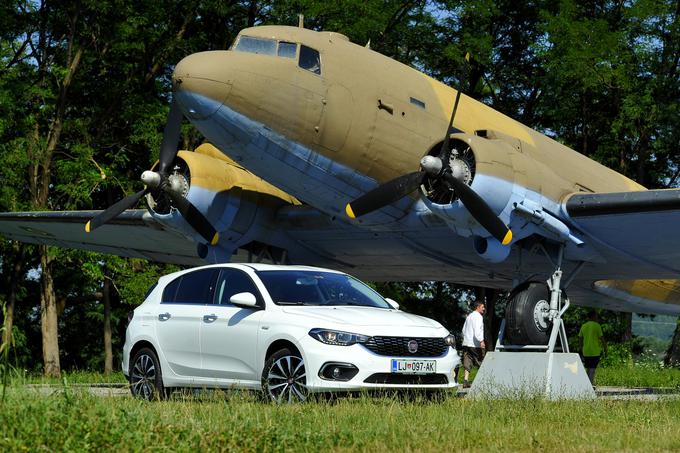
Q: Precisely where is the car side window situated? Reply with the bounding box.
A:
[299,45,321,75]
[215,269,263,307]
[163,269,218,304]
[161,278,180,303]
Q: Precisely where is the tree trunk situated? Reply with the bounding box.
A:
[103,278,113,375]
[665,320,680,367]
[621,312,633,342]
[2,244,25,350]
[39,246,60,377]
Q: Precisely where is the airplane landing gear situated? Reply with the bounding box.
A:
[467,245,594,399]
[497,244,581,353]
[505,282,552,346]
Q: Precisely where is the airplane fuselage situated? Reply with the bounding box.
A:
[173,25,643,225]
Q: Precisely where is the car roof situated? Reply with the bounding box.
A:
[158,263,344,283]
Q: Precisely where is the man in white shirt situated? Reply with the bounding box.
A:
[461,300,486,388]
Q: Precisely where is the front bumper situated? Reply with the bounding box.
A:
[298,334,460,392]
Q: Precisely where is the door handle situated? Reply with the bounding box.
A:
[203,314,218,323]
[158,312,171,321]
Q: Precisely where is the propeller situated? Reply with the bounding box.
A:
[85,100,220,246]
[345,55,512,246]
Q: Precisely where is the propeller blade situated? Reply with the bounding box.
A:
[442,172,512,245]
[438,53,471,160]
[86,188,148,233]
[164,189,220,245]
[438,90,462,160]
[346,171,426,219]
[158,100,183,175]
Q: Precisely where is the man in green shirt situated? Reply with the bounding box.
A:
[578,310,607,385]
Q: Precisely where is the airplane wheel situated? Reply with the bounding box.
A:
[505,282,553,345]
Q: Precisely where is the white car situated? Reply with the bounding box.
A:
[123,263,460,401]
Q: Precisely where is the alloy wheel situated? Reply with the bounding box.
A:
[131,353,157,400]
[266,354,308,403]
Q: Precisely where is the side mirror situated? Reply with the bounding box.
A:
[230,292,258,308]
[385,298,400,310]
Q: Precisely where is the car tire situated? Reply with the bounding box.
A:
[261,348,308,403]
[129,347,166,400]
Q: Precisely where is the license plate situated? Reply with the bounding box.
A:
[391,359,436,374]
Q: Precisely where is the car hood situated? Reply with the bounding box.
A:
[281,306,443,329]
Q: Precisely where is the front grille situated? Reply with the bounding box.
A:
[363,336,448,357]
[364,373,448,385]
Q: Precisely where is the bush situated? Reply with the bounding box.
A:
[600,342,633,368]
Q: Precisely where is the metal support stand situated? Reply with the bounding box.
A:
[475,245,594,399]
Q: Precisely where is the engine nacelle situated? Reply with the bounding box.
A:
[420,133,525,239]
[147,144,299,259]
[473,235,511,263]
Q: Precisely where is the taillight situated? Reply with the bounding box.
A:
[127,311,135,327]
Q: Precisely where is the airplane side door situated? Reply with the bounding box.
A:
[199,268,265,383]
[154,269,218,378]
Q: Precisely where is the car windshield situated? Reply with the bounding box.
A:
[257,270,390,308]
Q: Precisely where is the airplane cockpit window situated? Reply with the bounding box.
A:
[278,41,297,59]
[234,36,277,55]
[299,45,321,75]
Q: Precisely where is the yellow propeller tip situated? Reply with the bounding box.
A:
[501,229,513,245]
[210,233,220,246]
[345,204,356,219]
[465,52,471,62]
[85,221,91,233]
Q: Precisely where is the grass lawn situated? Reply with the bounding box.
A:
[1,364,678,452]
[1,385,680,452]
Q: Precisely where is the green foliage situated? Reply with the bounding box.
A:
[601,342,634,368]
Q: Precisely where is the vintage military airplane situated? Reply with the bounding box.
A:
[2,25,680,347]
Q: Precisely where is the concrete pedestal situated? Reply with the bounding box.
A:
[466,351,596,399]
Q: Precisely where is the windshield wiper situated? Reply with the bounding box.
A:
[276,301,305,305]
[336,301,371,307]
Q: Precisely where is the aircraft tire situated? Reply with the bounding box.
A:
[505,282,552,346]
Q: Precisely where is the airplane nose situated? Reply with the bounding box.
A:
[173,51,233,120]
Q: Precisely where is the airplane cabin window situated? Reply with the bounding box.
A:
[410,97,426,109]
[278,41,297,59]
[299,45,321,75]
[234,36,277,55]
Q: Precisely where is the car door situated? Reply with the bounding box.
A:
[199,268,265,382]
[154,269,218,377]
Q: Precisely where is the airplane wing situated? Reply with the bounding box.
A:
[564,188,680,276]
[0,210,205,266]
[561,189,680,314]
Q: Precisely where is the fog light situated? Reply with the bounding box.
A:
[319,362,360,381]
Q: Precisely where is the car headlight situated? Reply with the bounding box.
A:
[444,334,456,347]
[309,328,370,346]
